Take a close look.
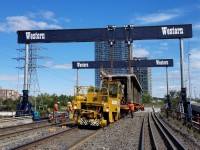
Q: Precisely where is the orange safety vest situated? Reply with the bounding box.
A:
[54,103,58,111]
[128,104,134,111]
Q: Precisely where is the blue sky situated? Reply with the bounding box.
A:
[0,0,200,98]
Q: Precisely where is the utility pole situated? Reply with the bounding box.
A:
[166,67,171,109]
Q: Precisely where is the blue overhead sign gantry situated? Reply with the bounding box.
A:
[17,24,192,43]
[72,59,173,69]
[16,23,192,117]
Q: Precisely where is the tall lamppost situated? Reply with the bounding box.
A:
[188,53,191,102]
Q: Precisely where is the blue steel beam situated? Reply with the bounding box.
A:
[72,59,173,69]
[17,24,192,43]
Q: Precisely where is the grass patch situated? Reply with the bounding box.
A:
[194,131,200,140]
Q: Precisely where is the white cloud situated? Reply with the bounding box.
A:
[160,42,168,46]
[134,13,178,24]
[0,74,23,81]
[0,23,5,31]
[44,61,54,65]
[152,85,166,98]
[60,17,71,23]
[132,9,181,24]
[190,48,200,59]
[193,23,200,30]
[133,48,149,57]
[40,10,58,23]
[47,63,72,70]
[192,63,200,70]
[190,48,200,69]
[0,15,62,32]
[152,50,162,55]
[168,85,180,92]
[159,42,169,50]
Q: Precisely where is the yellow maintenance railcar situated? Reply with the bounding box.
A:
[70,74,142,127]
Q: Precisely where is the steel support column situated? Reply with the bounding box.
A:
[24,43,29,91]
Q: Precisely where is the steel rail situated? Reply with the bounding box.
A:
[12,127,78,150]
[139,116,145,150]
[151,113,176,149]
[0,120,72,139]
[148,112,158,150]
[0,116,32,123]
[154,113,186,150]
[67,128,103,150]
[0,119,47,130]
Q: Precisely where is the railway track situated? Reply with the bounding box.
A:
[12,126,103,150]
[0,115,67,134]
[140,112,187,150]
[0,120,49,137]
[0,121,54,140]
[1,112,199,149]
[0,119,75,149]
[0,116,33,128]
[12,126,78,150]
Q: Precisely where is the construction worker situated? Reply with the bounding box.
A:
[152,105,155,112]
[67,102,72,118]
[53,101,59,123]
[128,101,135,118]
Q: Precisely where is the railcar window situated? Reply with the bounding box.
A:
[101,83,108,102]
[109,84,118,98]
[102,83,108,94]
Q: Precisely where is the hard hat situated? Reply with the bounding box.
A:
[57,102,60,104]
[68,102,71,104]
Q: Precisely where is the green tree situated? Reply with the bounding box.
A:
[2,98,20,111]
[164,90,181,110]
[142,93,153,104]
[58,94,67,106]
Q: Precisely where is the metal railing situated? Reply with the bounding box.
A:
[162,109,200,132]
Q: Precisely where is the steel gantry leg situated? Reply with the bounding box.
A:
[16,43,33,116]
[107,25,116,74]
[127,41,133,74]
[24,43,29,91]
[109,41,114,74]
[124,25,134,74]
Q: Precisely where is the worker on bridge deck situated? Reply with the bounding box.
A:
[128,101,134,118]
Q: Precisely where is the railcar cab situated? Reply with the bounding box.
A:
[100,80,122,123]
[101,80,122,101]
